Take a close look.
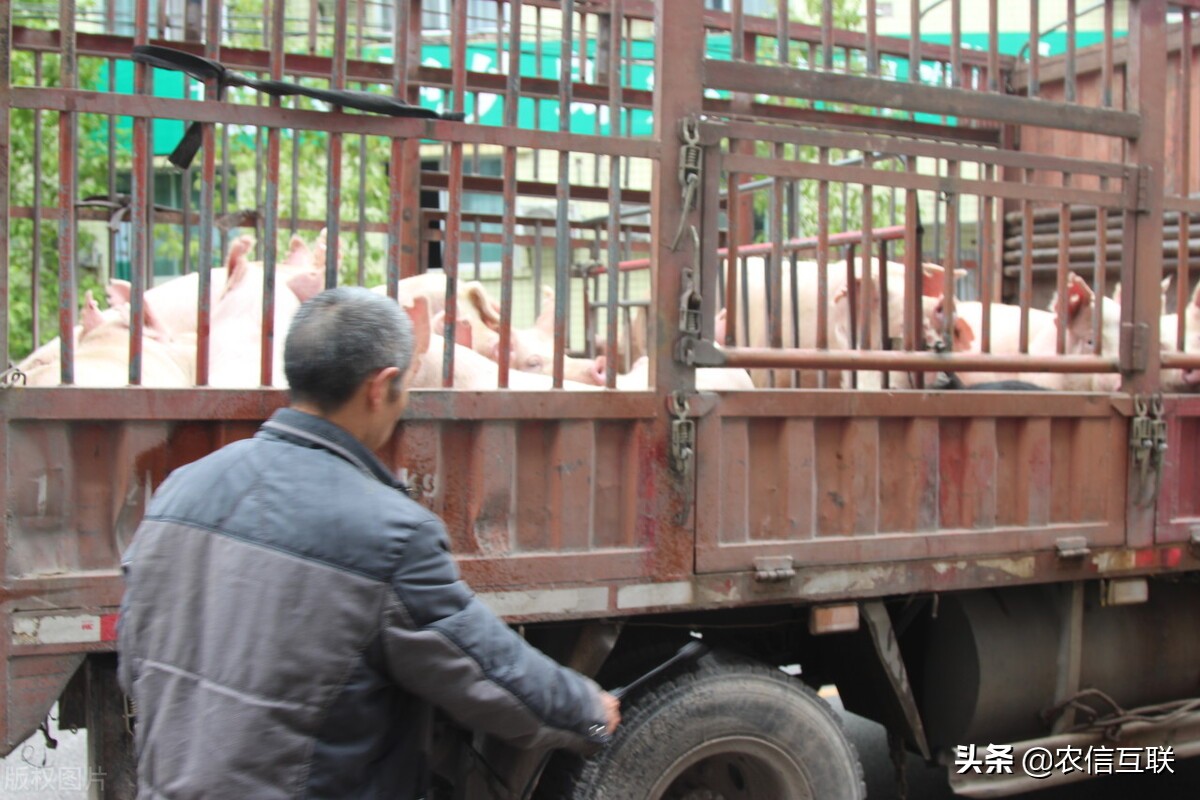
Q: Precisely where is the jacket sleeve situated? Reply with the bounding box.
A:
[116,543,139,697]
[379,518,609,753]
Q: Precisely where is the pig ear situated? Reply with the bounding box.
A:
[106,279,132,308]
[407,297,431,356]
[82,290,105,335]
[1059,273,1094,321]
[312,227,341,271]
[1111,282,1122,306]
[462,282,502,330]
[314,228,326,266]
[920,264,946,298]
[225,235,255,273]
[222,235,256,293]
[287,270,324,304]
[283,235,311,269]
[535,286,556,335]
[455,320,473,349]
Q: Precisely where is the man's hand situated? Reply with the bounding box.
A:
[600,691,621,735]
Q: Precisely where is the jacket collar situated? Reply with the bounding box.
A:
[259,408,407,491]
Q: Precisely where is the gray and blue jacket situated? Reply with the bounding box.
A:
[117,407,607,799]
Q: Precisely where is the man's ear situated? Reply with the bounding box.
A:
[367,365,402,409]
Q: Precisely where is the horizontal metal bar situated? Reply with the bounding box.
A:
[703,120,1133,180]
[1162,353,1200,369]
[11,26,659,112]
[701,96,1002,146]
[13,88,660,160]
[705,59,1143,139]
[723,153,1131,210]
[0,389,659,421]
[1163,196,1200,214]
[520,0,1014,70]
[705,347,1121,374]
[1010,20,1199,90]
[605,225,909,274]
[709,389,1120,417]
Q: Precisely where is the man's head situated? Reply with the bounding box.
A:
[285,287,415,448]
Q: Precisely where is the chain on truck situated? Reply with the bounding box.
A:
[2,0,1200,798]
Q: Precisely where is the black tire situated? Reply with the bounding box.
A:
[562,650,865,800]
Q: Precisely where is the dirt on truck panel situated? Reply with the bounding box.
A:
[2,1,1200,799]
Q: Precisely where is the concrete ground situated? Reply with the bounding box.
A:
[5,696,1199,799]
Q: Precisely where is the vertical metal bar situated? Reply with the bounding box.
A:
[357,128,368,286]
[731,0,743,61]
[906,193,925,389]
[308,0,318,54]
[604,0,622,389]
[1124,0,1168,547]
[534,4,543,181]
[1065,0,1077,103]
[1095,197,1108,355]
[196,0,221,385]
[651,0,703,544]
[220,116,230,259]
[909,0,920,83]
[1102,0,1114,108]
[290,98,300,235]
[1020,170,1034,353]
[1177,11,1194,348]
[0,0,10,367]
[387,0,410,299]
[770,144,784,370]
[1029,0,1040,98]
[326,0,348,289]
[356,0,365,56]
[1056,190,1071,355]
[129,0,154,385]
[866,0,877,76]
[31,53,41,350]
[776,0,787,65]
[498,0,522,387]
[553,0,575,388]
[57,0,80,383]
[823,0,833,70]
[260,0,284,387]
[787,175,799,357]
[950,0,961,89]
[442,0,468,387]
[878,236,889,388]
[725,153,740,348]
[182,157,192,273]
[988,0,999,92]
[903,180,919,356]
[106,28,116,292]
[817,151,829,368]
[943,164,958,350]
[860,157,875,351]
[846,243,858,388]
[980,171,994,353]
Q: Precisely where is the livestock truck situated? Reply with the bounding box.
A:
[3,0,1200,798]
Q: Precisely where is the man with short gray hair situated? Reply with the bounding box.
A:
[118,287,619,799]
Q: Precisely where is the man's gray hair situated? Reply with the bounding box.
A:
[284,287,414,412]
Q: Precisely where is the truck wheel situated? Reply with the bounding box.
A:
[563,650,865,800]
